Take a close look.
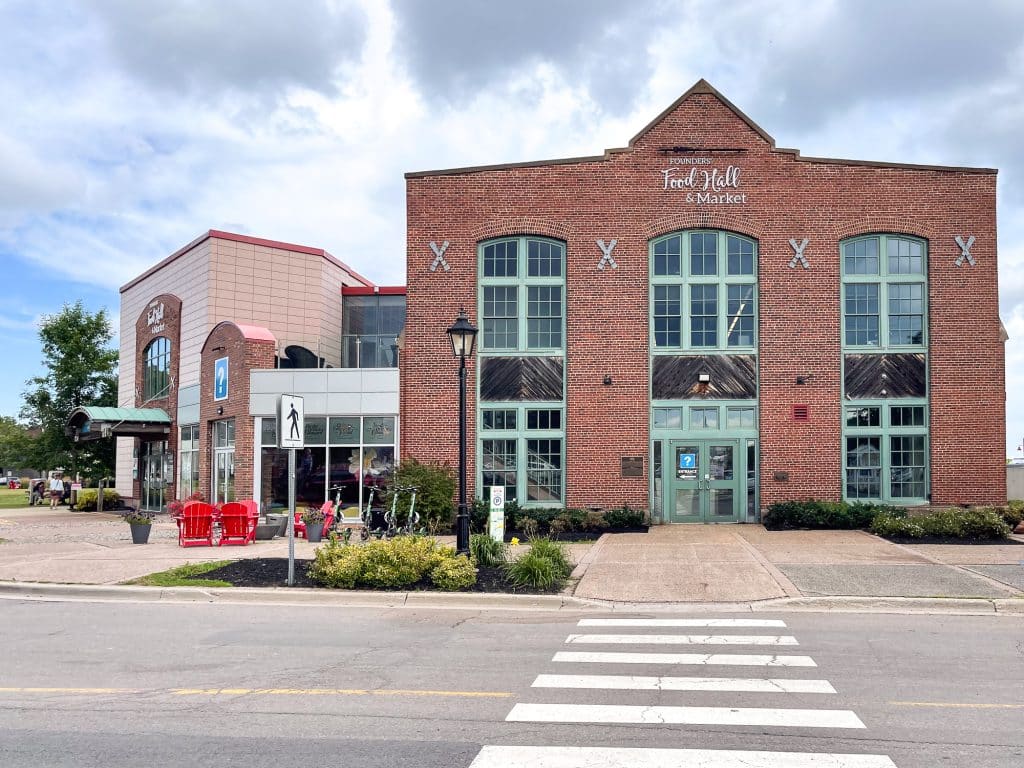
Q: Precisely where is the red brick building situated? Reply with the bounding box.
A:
[402,80,1005,522]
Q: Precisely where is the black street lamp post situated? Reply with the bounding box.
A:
[446,308,478,555]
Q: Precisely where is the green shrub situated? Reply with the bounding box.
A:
[526,537,573,579]
[518,517,539,540]
[515,507,560,535]
[387,458,456,531]
[764,500,904,530]
[871,508,1010,540]
[308,538,364,588]
[503,551,562,590]
[470,533,507,567]
[470,498,490,533]
[869,512,925,538]
[430,555,477,590]
[993,505,1024,528]
[920,508,1010,539]
[585,511,609,531]
[471,497,522,534]
[308,535,453,589]
[603,505,646,529]
[73,488,121,511]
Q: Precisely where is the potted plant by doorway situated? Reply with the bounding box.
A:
[301,506,326,543]
[122,508,156,544]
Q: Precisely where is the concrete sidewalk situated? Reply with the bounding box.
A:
[1,506,1022,610]
[571,524,1024,604]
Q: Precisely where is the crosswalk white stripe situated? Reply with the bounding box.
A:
[506,702,865,728]
[566,634,799,646]
[579,619,788,628]
[469,745,897,767]
[531,674,836,694]
[553,651,817,667]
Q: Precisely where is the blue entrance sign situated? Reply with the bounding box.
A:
[678,453,696,469]
[214,357,229,401]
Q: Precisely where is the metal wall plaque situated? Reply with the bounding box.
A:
[773,471,790,482]
[621,456,644,477]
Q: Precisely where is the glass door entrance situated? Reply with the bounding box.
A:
[667,440,744,522]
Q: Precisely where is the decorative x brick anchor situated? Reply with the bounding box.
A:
[788,238,810,269]
[596,239,618,270]
[429,240,451,272]
[954,235,975,267]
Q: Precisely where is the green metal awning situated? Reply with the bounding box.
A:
[66,406,171,441]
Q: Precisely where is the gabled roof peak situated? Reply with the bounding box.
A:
[628,79,776,149]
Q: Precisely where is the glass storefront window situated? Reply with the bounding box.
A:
[258,416,396,516]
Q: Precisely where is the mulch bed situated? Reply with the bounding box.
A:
[195,558,556,593]
[878,535,1024,546]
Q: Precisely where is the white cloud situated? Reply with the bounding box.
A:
[0,0,1023,453]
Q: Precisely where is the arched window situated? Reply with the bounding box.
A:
[143,337,171,400]
[479,236,565,352]
[841,234,929,502]
[842,234,927,348]
[649,230,757,351]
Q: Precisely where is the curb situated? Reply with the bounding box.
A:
[1,580,1021,615]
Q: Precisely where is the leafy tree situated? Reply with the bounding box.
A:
[21,302,118,481]
[0,416,35,474]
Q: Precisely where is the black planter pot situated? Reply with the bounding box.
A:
[129,523,152,544]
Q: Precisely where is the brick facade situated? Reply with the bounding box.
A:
[199,322,277,502]
[402,80,1005,512]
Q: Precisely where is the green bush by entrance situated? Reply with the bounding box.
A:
[763,500,904,531]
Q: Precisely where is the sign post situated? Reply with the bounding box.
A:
[279,394,304,586]
[488,486,505,544]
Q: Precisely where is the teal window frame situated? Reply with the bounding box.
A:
[650,230,757,352]
[479,403,564,506]
[479,236,565,353]
[842,400,929,503]
[143,336,171,400]
[842,234,927,350]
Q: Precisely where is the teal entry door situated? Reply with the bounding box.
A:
[667,440,743,523]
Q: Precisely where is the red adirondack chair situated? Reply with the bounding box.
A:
[176,501,216,547]
[219,501,256,545]
[295,501,335,539]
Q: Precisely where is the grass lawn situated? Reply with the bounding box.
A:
[125,560,235,588]
[0,487,31,509]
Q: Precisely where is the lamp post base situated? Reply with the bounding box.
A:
[456,503,470,555]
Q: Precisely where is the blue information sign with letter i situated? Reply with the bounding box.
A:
[214,357,229,401]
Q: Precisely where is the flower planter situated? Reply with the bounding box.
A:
[129,523,152,544]
[305,521,324,543]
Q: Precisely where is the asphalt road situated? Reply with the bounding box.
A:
[0,598,1021,767]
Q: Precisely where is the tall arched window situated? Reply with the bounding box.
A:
[650,230,757,351]
[143,337,171,400]
[477,236,566,505]
[841,234,929,503]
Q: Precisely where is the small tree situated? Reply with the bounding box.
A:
[0,416,35,475]
[21,302,119,479]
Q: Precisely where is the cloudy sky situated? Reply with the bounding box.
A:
[2,0,1024,453]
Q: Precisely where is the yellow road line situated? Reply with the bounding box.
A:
[172,688,512,698]
[891,700,1024,710]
